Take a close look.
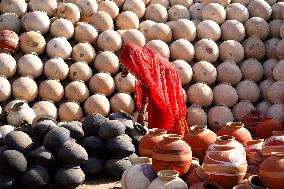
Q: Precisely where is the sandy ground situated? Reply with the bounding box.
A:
[79,175,122,189]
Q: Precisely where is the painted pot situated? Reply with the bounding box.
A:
[189,181,223,189]
[148,170,188,189]
[121,157,156,189]
[186,167,208,187]
[245,139,264,178]
[262,131,284,159]
[256,117,283,139]
[139,128,167,157]
[217,122,252,146]
[242,110,264,134]
[0,30,19,54]
[152,134,192,177]
[184,125,217,162]
[233,175,267,189]
[259,152,284,189]
[203,135,247,188]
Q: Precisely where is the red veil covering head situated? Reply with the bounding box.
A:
[119,43,188,137]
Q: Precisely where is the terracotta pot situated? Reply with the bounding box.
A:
[184,125,217,162]
[0,30,19,54]
[148,170,188,189]
[233,175,267,189]
[256,117,283,139]
[245,139,264,178]
[189,181,223,189]
[242,110,264,134]
[262,131,284,159]
[121,157,156,189]
[260,152,284,189]
[152,134,192,176]
[188,157,201,174]
[186,167,208,186]
[203,135,247,188]
[217,122,252,146]
[139,128,167,157]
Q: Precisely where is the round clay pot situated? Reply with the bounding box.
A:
[32,117,58,144]
[81,157,105,176]
[12,76,38,102]
[0,125,14,140]
[190,181,223,189]
[46,37,72,60]
[17,53,43,78]
[186,167,209,187]
[0,53,16,78]
[260,152,284,189]
[256,117,283,139]
[80,136,106,157]
[107,135,135,158]
[68,61,92,82]
[38,79,64,103]
[21,11,50,34]
[184,125,217,163]
[60,122,84,142]
[82,113,107,137]
[139,128,167,157]
[20,166,50,189]
[217,122,252,146]
[233,175,266,189]
[58,101,83,122]
[262,131,284,159]
[0,13,21,34]
[0,76,11,102]
[148,170,188,189]
[245,139,264,177]
[32,101,57,120]
[0,173,17,188]
[43,127,70,152]
[98,120,126,141]
[27,146,56,169]
[121,157,156,189]
[0,30,19,54]
[0,150,27,176]
[44,57,69,81]
[203,135,247,188]
[19,31,46,55]
[5,131,33,154]
[54,166,85,188]
[56,140,88,166]
[242,110,264,134]
[105,158,132,178]
[152,134,192,176]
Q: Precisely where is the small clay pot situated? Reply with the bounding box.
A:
[27,147,56,169]
[242,110,264,134]
[20,166,50,189]
[32,117,58,144]
[80,136,106,157]
[0,150,27,176]
[60,122,84,142]
[82,113,107,137]
[56,140,88,166]
[0,30,19,54]
[54,166,85,188]
[5,131,33,154]
[43,127,70,152]
[81,157,105,176]
[105,158,132,178]
[98,120,126,141]
[107,135,135,158]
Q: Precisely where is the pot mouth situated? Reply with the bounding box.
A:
[226,122,244,128]
[130,157,152,165]
[149,128,167,135]
[202,181,223,189]
[261,117,273,121]
[163,134,182,140]
[273,131,284,136]
[248,175,266,189]
[247,139,264,145]
[217,135,235,141]
[271,152,284,159]
[192,157,200,163]
[157,170,179,181]
[190,125,207,131]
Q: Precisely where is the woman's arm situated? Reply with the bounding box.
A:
[137,103,147,126]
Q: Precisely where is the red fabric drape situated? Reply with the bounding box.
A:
[119,43,188,136]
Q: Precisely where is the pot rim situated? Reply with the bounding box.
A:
[130,157,152,164]
[157,170,179,181]
[248,175,266,189]
[190,125,207,131]
[272,131,284,136]
[226,122,244,128]
[246,139,264,145]
[163,134,182,140]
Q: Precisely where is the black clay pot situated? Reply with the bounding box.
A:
[27,147,56,169]
[57,140,88,166]
[60,122,84,142]
[5,131,33,154]
[21,166,50,189]
[107,135,135,158]
[0,146,8,153]
[98,120,126,141]
[81,157,105,176]
[54,166,85,188]
[80,136,106,157]
[109,111,133,121]
[0,150,27,175]
[82,113,107,137]
[0,173,17,189]
[105,158,132,178]
[43,127,70,152]
[126,122,147,146]
[32,117,58,144]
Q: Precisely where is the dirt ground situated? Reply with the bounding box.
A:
[80,175,122,189]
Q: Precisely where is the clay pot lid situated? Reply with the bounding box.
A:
[157,170,179,181]
[130,157,152,164]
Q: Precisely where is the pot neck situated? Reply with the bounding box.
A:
[246,139,264,146]
[248,175,267,189]
[130,157,152,165]
[214,135,236,150]
[225,122,244,129]
[157,170,179,181]
[148,128,167,135]
[189,125,207,135]
[163,134,182,142]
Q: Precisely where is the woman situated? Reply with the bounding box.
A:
[120,43,188,137]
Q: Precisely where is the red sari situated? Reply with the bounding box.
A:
[120,43,188,137]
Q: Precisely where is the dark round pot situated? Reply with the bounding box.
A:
[82,113,107,137]
[27,147,56,169]
[54,166,85,188]
[105,158,132,178]
[43,127,70,152]
[98,120,126,141]
[21,166,50,189]
[57,140,88,166]
[60,122,84,142]
[81,157,105,176]
[0,150,27,175]
[0,173,17,189]
[107,135,135,158]
[5,131,33,154]
[80,136,106,157]
[32,118,58,144]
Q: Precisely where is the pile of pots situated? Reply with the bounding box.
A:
[0,109,145,188]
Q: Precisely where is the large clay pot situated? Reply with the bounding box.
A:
[242,110,264,135]
[43,127,70,152]
[186,167,209,187]
[217,122,252,146]
[184,125,217,162]
[148,170,188,189]
[233,175,266,189]
[82,113,107,137]
[80,136,106,157]
[81,157,105,176]
[5,131,33,154]
[259,152,284,189]
[60,122,84,142]
[139,128,167,157]
[0,30,19,54]
[262,131,284,159]
[54,166,85,188]
[0,173,17,188]
[189,181,223,189]
[107,135,135,158]
[245,139,264,178]
[152,134,192,177]
[7,102,36,127]
[27,146,56,169]
[0,150,27,176]
[32,116,58,144]
[203,135,247,188]
[121,157,156,189]
[20,166,50,189]
[105,158,132,178]
[98,120,126,141]
[256,117,283,139]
